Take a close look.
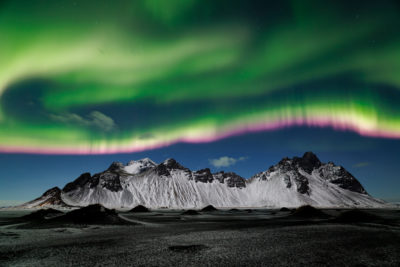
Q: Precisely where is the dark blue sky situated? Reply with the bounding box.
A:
[1,126,399,206]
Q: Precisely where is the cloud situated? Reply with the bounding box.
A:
[50,111,116,132]
[88,111,116,132]
[352,162,370,168]
[209,156,247,168]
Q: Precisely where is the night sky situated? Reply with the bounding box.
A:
[0,0,399,205]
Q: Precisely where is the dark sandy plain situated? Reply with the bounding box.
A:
[0,207,399,267]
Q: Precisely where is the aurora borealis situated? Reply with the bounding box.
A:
[0,0,399,154]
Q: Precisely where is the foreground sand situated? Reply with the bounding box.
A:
[1,209,399,266]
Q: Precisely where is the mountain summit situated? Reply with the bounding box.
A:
[20,153,385,209]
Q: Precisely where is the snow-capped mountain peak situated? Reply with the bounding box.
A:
[250,152,367,197]
[124,158,157,174]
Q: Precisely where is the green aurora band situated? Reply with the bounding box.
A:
[0,0,400,154]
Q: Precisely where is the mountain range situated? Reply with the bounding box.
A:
[20,152,385,209]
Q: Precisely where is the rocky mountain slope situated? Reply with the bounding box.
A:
[19,152,385,209]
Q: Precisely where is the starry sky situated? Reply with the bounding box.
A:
[0,0,399,205]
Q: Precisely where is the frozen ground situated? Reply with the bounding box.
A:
[0,209,399,266]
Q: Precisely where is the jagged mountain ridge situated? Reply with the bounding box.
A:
[21,152,385,209]
[21,187,70,209]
